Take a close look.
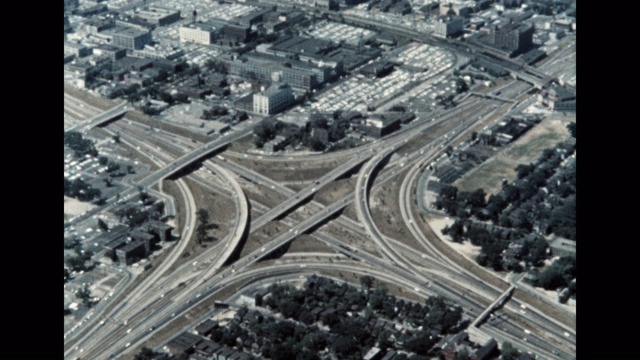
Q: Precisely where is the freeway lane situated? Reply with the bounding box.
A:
[75,98,492,354]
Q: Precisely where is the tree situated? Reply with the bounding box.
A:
[64,236,81,250]
[97,218,109,232]
[515,163,535,179]
[331,336,359,358]
[270,343,295,360]
[134,347,158,360]
[501,341,519,360]
[466,188,487,209]
[445,145,454,156]
[404,331,438,355]
[525,236,549,267]
[107,161,120,173]
[360,275,374,291]
[567,122,576,138]
[77,284,92,306]
[64,131,98,158]
[196,209,211,244]
[65,254,86,271]
[443,219,464,243]
[112,134,121,143]
[550,196,576,240]
[454,349,470,360]
[309,138,326,151]
[442,306,463,333]
[536,255,575,290]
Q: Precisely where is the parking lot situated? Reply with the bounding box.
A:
[345,4,434,34]
[307,20,377,46]
[64,265,126,333]
[312,42,456,113]
[393,43,455,72]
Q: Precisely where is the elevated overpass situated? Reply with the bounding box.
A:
[135,127,253,188]
[65,102,129,133]
[472,286,516,328]
[248,154,368,230]
[65,126,253,227]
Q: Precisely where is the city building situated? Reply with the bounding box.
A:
[164,332,203,356]
[263,135,291,153]
[223,52,331,91]
[76,3,108,17]
[64,15,72,33]
[222,24,251,43]
[253,83,294,115]
[115,56,154,71]
[109,25,152,50]
[131,45,184,60]
[359,116,401,138]
[64,53,75,64]
[235,8,272,27]
[82,17,116,34]
[64,0,79,12]
[500,0,521,8]
[137,6,181,26]
[441,332,471,360]
[434,15,464,38]
[542,83,576,112]
[116,239,147,265]
[152,59,186,73]
[66,61,100,81]
[179,22,220,45]
[360,61,395,78]
[470,339,498,360]
[488,22,534,55]
[93,45,126,60]
[64,42,93,58]
[439,2,474,17]
[315,0,339,10]
[195,320,219,337]
[363,347,383,360]
[549,236,576,256]
[195,340,221,357]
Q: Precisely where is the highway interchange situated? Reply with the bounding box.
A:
[63,28,576,360]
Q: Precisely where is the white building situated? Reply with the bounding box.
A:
[253,83,294,115]
[179,22,219,45]
[434,15,464,38]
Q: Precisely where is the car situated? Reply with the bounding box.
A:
[126,328,132,334]
[125,343,131,348]
[149,326,155,331]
